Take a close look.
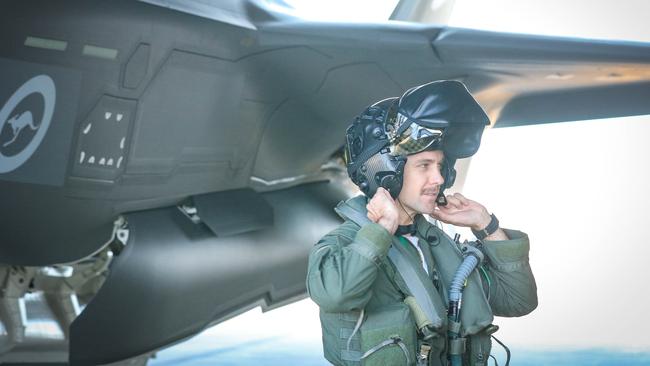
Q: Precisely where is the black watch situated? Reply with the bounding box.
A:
[471,213,499,240]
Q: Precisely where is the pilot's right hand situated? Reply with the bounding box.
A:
[366,187,399,235]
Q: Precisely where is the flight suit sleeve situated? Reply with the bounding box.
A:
[481,228,538,317]
[306,221,392,313]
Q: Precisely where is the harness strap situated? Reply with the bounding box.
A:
[335,202,445,331]
[389,244,444,329]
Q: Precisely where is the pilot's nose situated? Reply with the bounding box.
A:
[430,167,445,187]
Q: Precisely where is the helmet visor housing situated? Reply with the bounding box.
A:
[386,109,446,157]
[390,122,444,156]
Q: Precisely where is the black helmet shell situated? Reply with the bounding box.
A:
[345,80,489,198]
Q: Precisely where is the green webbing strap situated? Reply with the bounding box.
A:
[404,296,430,329]
[341,349,362,362]
[361,336,412,365]
[334,203,444,331]
[340,328,358,339]
[340,311,362,322]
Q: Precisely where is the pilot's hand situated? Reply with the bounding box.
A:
[366,187,399,235]
[430,193,491,231]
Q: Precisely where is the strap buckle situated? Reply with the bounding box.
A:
[418,343,431,362]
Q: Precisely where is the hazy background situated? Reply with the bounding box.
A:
[151,0,650,364]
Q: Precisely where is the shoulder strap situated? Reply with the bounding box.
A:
[334,202,446,332]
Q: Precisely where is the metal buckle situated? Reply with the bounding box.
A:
[418,343,431,362]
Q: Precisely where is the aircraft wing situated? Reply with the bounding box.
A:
[0,0,648,364]
[254,20,650,129]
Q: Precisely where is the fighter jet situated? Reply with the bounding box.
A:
[0,0,649,364]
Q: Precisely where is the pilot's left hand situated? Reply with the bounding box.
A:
[431,193,491,231]
[431,193,509,241]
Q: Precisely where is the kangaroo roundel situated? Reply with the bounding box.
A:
[0,74,56,173]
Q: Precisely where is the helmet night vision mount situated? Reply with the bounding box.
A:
[344,80,490,203]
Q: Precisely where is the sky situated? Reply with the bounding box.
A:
[450,0,650,352]
[462,116,650,350]
[450,0,650,350]
[152,0,650,364]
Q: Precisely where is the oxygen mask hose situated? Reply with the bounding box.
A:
[447,244,484,366]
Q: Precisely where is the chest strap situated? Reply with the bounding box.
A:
[335,202,447,335]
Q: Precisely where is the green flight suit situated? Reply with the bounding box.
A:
[307,196,537,366]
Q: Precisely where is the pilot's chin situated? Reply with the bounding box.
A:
[419,196,438,213]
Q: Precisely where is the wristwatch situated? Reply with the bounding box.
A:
[471,213,499,240]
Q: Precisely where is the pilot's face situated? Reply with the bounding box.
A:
[397,149,445,216]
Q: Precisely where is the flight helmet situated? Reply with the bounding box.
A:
[344,80,490,202]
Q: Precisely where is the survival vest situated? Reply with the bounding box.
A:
[327,195,496,366]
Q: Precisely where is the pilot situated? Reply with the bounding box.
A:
[307,80,537,366]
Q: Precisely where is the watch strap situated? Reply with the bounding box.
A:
[472,213,499,240]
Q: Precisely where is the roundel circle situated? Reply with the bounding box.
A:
[0,74,56,173]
